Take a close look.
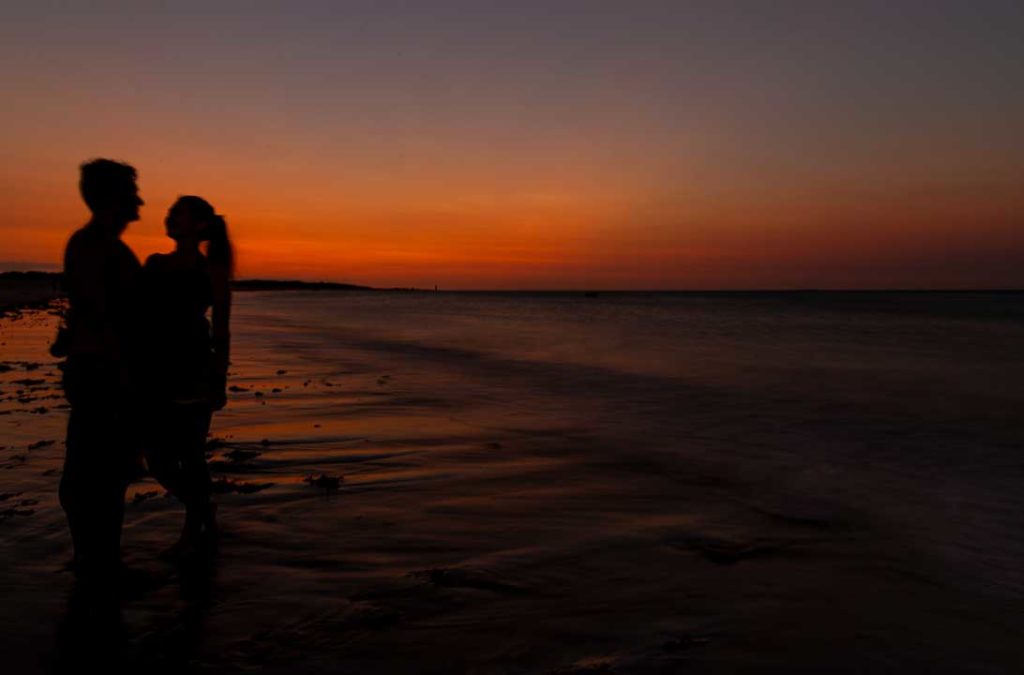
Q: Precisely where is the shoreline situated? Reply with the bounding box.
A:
[5,271,1023,298]
[0,273,63,318]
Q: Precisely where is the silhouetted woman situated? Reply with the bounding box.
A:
[142,196,232,557]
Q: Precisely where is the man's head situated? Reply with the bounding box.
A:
[79,159,143,232]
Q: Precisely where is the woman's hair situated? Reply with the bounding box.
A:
[174,195,234,277]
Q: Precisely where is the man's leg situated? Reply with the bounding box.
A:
[59,407,91,569]
[60,357,126,574]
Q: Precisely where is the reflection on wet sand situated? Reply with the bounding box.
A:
[2,292,1024,673]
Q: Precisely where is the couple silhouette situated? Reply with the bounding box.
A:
[58,159,233,580]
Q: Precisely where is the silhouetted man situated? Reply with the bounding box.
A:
[60,159,143,578]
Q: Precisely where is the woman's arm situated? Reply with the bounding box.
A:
[209,264,232,410]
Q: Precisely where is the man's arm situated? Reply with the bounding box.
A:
[63,231,114,356]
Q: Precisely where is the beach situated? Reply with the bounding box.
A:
[1,289,1022,673]
[0,273,62,317]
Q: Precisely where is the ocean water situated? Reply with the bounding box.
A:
[231,291,1024,588]
[2,290,1022,672]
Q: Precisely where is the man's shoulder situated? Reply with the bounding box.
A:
[65,226,95,250]
[64,226,100,265]
[64,228,140,271]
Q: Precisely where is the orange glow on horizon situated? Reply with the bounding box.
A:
[3,162,1022,290]
[2,4,1023,289]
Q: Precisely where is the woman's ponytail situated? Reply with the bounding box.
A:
[175,195,235,278]
[203,213,234,278]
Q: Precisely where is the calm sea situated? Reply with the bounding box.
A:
[2,290,1022,671]
[230,290,1024,596]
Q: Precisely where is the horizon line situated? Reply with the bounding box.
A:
[2,270,1022,294]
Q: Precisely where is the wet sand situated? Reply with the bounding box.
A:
[1,292,1022,674]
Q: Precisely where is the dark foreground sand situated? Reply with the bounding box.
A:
[1,288,1021,674]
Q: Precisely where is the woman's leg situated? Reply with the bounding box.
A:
[143,405,186,498]
[178,404,215,540]
[144,403,212,554]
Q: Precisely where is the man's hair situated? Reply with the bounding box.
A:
[79,159,137,212]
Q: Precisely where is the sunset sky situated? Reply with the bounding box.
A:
[1,1,1022,289]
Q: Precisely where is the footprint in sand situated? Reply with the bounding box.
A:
[0,507,36,521]
[131,491,159,505]
[304,474,342,491]
[211,477,274,494]
[669,535,789,565]
[224,449,262,462]
[411,568,528,595]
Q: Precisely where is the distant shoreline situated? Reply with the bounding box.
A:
[231,279,376,292]
[0,271,380,293]
[1,271,1022,307]
[0,272,393,316]
[0,272,63,317]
